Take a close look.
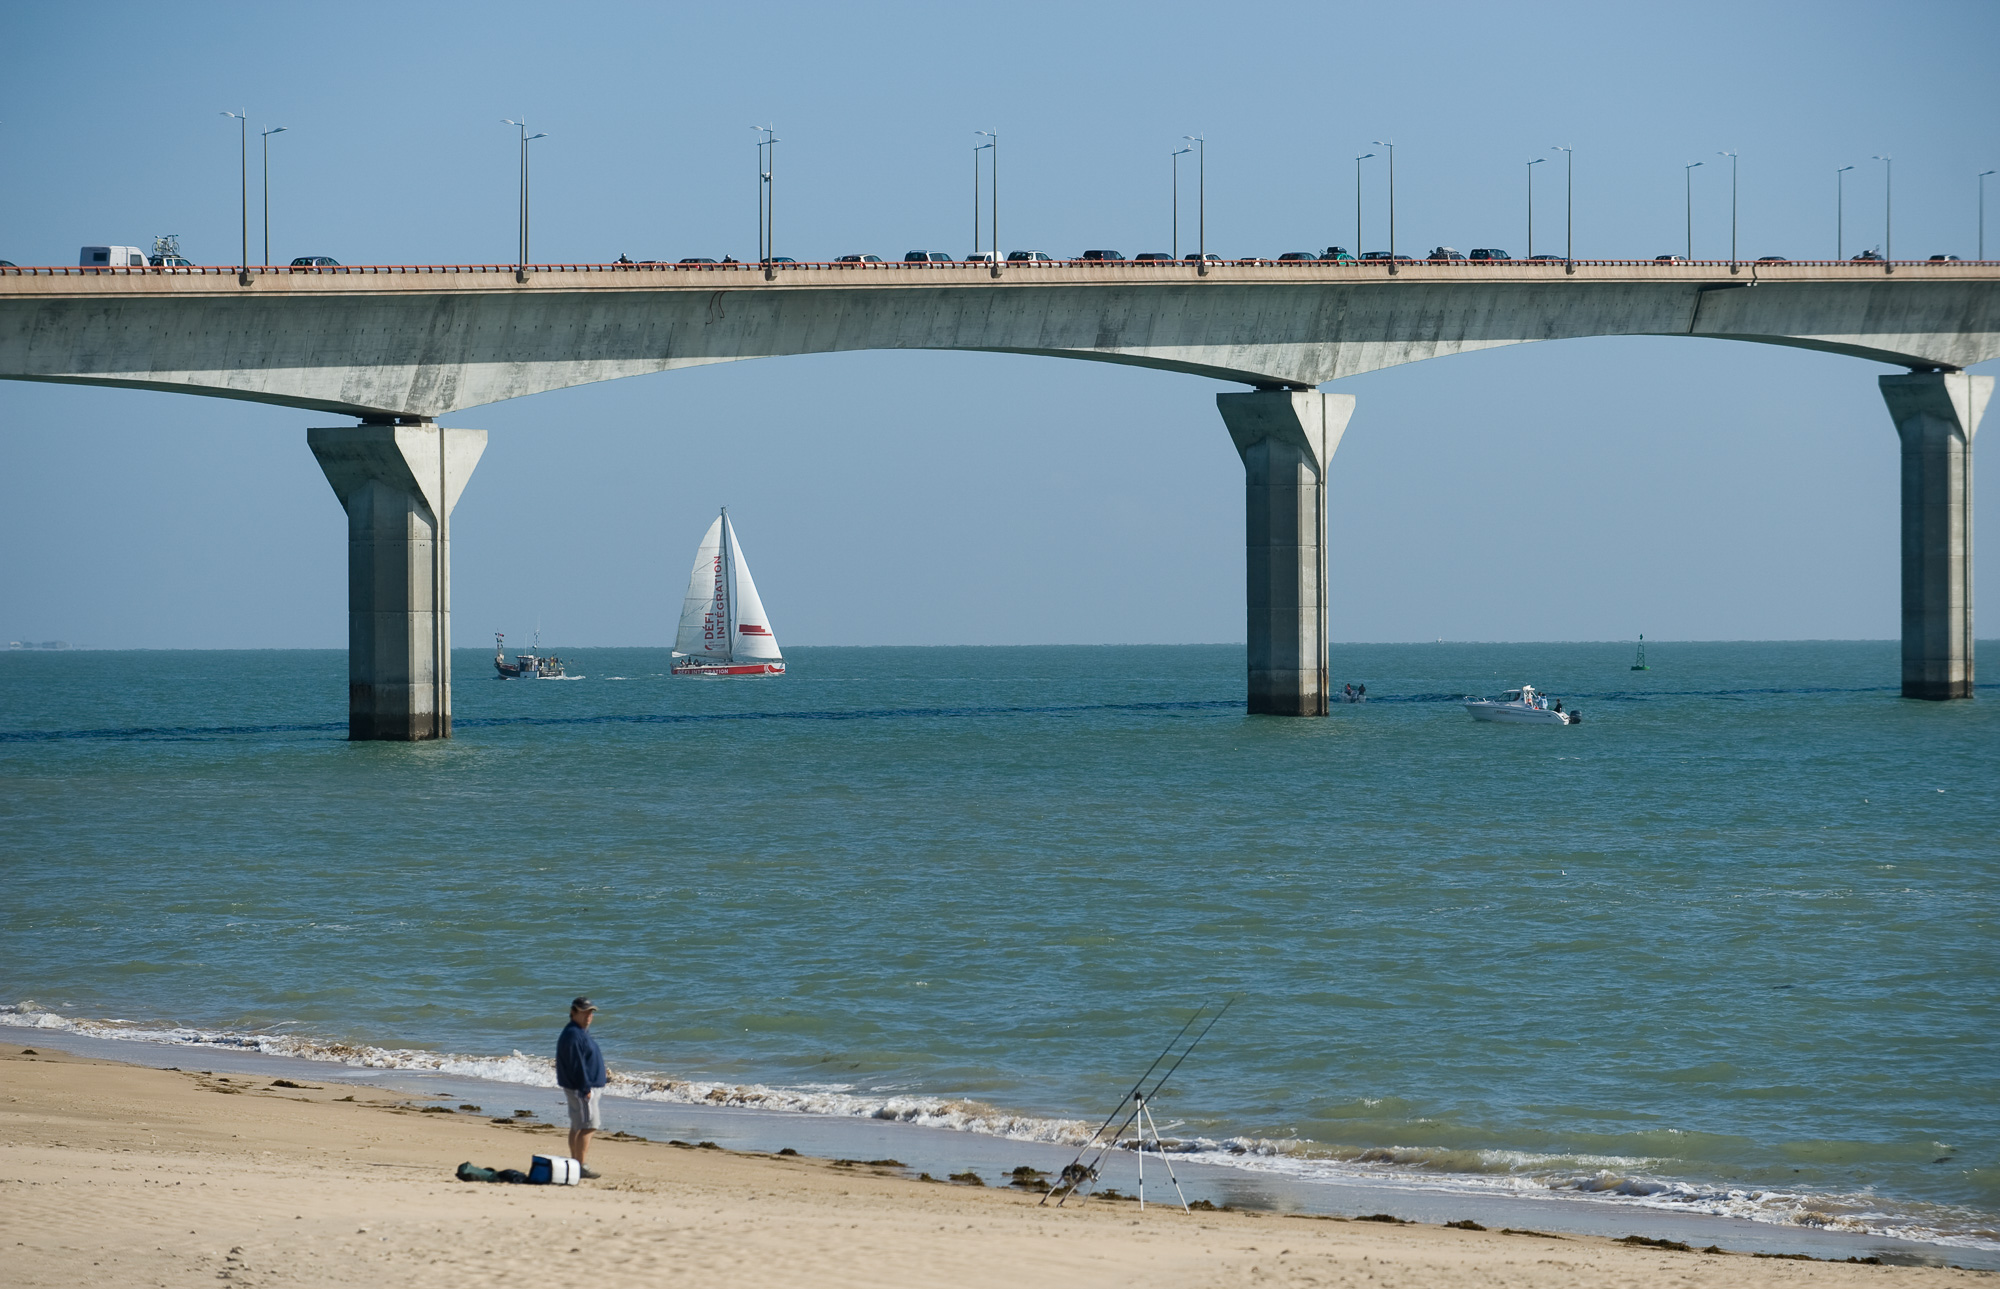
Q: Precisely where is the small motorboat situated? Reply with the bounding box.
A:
[494,631,569,680]
[1464,685,1578,725]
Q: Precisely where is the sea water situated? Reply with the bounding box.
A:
[3,642,1996,1256]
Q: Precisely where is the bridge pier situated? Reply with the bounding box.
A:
[308,422,486,740]
[1881,373,1990,700]
[1218,390,1355,716]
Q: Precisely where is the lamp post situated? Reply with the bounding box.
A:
[1717,151,1738,265]
[1185,135,1205,274]
[977,130,996,272]
[1836,165,1854,259]
[1360,153,1376,256]
[974,134,993,257]
[1873,154,1892,263]
[1550,144,1573,269]
[1526,157,1544,258]
[752,125,778,276]
[502,119,547,274]
[220,111,248,272]
[1683,160,1702,261]
[1371,139,1396,272]
[261,125,287,266]
[1172,143,1191,259]
[1978,170,1993,261]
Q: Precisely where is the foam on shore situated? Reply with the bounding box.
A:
[6,1000,1991,1255]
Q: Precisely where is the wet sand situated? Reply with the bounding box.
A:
[1,1046,1987,1288]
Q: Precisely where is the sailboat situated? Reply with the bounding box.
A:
[671,508,786,677]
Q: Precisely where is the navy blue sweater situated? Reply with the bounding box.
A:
[555,1020,607,1090]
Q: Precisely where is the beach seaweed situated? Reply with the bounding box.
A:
[1446,1220,1487,1231]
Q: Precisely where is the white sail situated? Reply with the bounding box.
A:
[674,516,729,659]
[724,513,782,661]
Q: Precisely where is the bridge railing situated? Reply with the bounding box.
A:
[1,258,1990,276]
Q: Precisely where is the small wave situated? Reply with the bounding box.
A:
[5,1001,1992,1253]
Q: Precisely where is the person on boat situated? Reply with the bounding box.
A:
[1553,698,1564,714]
[556,997,607,1179]
[1357,683,1366,699]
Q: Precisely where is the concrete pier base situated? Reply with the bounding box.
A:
[1880,373,1989,700]
[1218,390,1355,716]
[308,423,486,740]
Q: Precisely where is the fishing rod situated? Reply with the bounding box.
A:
[1074,997,1234,1186]
[1046,997,1233,1207]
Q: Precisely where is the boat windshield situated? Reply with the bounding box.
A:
[1500,690,1522,702]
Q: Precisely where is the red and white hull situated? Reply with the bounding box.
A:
[670,661,786,677]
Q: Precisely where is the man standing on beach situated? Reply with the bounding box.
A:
[555,997,607,1179]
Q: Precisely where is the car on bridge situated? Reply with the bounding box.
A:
[1277,252,1319,263]
[289,256,341,271]
[904,251,952,263]
[1360,251,1415,262]
[1079,250,1126,262]
[1655,255,1688,263]
[1428,247,1467,261]
[1931,254,1963,261]
[1469,248,1512,261]
[81,245,148,268]
[678,257,719,264]
[1185,252,1222,263]
[1006,250,1056,263]
[1320,247,1355,261]
[1134,252,1175,262]
[1756,256,1789,263]
[835,254,884,263]
[1852,250,1884,261]
[1529,254,1568,262]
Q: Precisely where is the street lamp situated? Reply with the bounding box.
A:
[752,125,778,276]
[1371,139,1395,272]
[502,119,547,275]
[261,125,287,266]
[1550,144,1573,270]
[1978,170,1994,261]
[1185,135,1205,274]
[1873,155,1892,263]
[1354,153,1374,258]
[220,111,248,272]
[1836,165,1854,259]
[974,134,994,258]
[1684,161,1703,261]
[1526,157,1544,258]
[977,130,997,273]
[1717,151,1738,265]
[1172,143,1192,260]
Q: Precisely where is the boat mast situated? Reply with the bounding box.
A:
[720,507,737,664]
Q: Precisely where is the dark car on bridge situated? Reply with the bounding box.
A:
[1360,251,1415,262]
[1756,256,1789,263]
[289,256,340,271]
[1134,253,1174,262]
[1529,254,1568,262]
[1469,248,1512,261]
[1079,250,1126,262]
[678,257,719,264]
[1277,252,1319,263]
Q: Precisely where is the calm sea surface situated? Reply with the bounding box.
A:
[3,643,1996,1251]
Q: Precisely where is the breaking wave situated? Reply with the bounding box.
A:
[6,1001,1992,1254]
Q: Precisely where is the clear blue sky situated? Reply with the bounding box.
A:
[2,0,1996,647]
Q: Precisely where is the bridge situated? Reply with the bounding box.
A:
[4,258,1995,736]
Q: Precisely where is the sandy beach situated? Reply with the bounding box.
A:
[1,1045,1988,1288]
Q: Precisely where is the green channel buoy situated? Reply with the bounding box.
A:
[1632,634,1650,671]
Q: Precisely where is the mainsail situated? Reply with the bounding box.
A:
[674,510,781,664]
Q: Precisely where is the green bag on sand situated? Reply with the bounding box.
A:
[455,1162,498,1183]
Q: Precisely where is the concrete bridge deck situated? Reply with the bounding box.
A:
[4,259,1996,418]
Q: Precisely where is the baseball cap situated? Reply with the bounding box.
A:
[570,997,597,1013]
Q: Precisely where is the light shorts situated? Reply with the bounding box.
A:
[564,1087,602,1132]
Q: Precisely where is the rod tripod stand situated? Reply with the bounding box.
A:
[1130,1092,1189,1211]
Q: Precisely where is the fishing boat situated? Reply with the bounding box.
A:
[1464,685,1578,725]
[494,632,569,679]
[672,508,785,678]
